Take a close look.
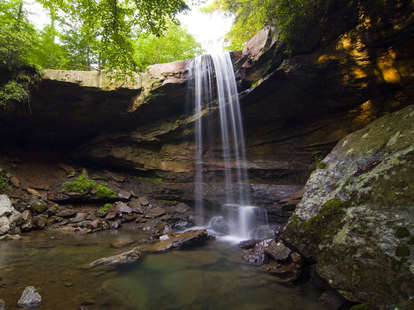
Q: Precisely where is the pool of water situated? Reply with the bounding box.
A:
[0,228,326,310]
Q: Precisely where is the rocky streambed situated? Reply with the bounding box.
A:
[0,228,327,310]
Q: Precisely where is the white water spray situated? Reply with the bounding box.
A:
[191,52,269,240]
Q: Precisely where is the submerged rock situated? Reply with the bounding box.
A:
[89,247,141,267]
[241,239,272,265]
[283,105,414,307]
[17,286,42,308]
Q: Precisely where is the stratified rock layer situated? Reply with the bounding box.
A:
[283,105,414,307]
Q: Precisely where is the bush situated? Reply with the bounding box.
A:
[98,203,112,215]
[0,174,9,193]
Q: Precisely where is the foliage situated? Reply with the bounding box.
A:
[203,0,307,51]
[62,175,97,194]
[0,0,202,76]
[0,71,38,110]
[99,203,113,215]
[137,176,163,183]
[133,21,203,71]
[95,184,117,198]
[62,175,117,197]
[0,174,9,194]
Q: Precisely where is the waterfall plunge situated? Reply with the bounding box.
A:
[191,52,269,240]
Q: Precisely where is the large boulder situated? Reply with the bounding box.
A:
[0,195,22,235]
[283,105,414,307]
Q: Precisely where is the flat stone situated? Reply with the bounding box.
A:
[56,208,77,218]
[89,247,141,267]
[115,202,132,214]
[144,207,166,219]
[17,286,42,308]
[264,240,291,262]
[138,197,150,206]
[117,190,131,200]
[71,212,89,223]
[105,211,117,220]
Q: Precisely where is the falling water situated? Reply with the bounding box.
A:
[191,52,269,240]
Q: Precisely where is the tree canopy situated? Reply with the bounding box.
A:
[203,0,306,51]
[0,0,203,73]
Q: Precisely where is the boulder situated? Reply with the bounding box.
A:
[32,215,48,230]
[283,105,414,307]
[89,247,141,267]
[0,195,22,235]
[17,286,42,308]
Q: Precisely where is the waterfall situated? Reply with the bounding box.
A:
[191,52,269,241]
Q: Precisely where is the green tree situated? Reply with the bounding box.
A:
[203,0,305,51]
[133,22,203,71]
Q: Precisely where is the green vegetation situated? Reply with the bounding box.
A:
[99,203,113,215]
[95,184,117,198]
[349,304,377,310]
[137,176,163,183]
[395,227,411,239]
[203,0,307,51]
[61,175,117,198]
[0,0,202,77]
[0,174,9,194]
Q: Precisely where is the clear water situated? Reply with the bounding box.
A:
[0,229,326,310]
[191,52,268,240]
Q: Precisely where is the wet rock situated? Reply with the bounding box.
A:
[56,208,77,218]
[115,202,132,215]
[110,219,122,230]
[0,299,5,310]
[111,239,135,249]
[26,188,41,197]
[264,240,291,262]
[319,289,347,310]
[241,239,272,265]
[239,239,258,250]
[283,105,414,306]
[117,190,131,200]
[141,229,210,253]
[209,216,229,234]
[173,221,190,230]
[71,212,89,223]
[88,219,101,230]
[105,211,117,220]
[138,197,150,206]
[128,200,144,214]
[0,195,22,235]
[144,207,166,219]
[29,199,48,214]
[32,215,48,229]
[21,210,33,231]
[10,176,20,187]
[89,247,141,267]
[261,261,302,283]
[0,234,21,241]
[174,203,190,214]
[17,286,42,308]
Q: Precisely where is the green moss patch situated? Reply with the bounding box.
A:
[350,304,377,310]
[137,176,163,183]
[99,203,112,215]
[62,175,117,198]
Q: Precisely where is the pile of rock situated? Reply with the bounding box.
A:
[241,238,303,284]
